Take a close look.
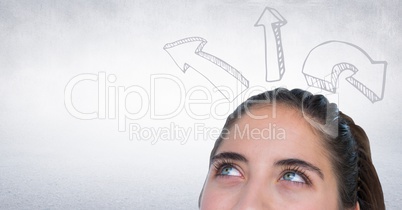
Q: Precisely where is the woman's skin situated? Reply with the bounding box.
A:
[200,104,343,209]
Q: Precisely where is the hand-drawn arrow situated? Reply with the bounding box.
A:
[163,37,249,101]
[302,41,387,103]
[255,7,287,82]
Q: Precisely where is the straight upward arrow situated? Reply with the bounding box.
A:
[255,7,287,82]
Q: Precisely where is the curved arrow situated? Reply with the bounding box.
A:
[163,37,249,101]
[255,7,287,82]
[302,41,387,103]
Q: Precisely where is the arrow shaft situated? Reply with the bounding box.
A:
[198,51,249,88]
[262,24,286,82]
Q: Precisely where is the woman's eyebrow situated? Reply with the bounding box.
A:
[212,152,248,163]
[275,158,324,180]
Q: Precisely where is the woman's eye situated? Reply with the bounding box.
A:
[219,165,242,177]
[280,172,305,183]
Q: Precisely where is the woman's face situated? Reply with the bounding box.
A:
[199,105,339,210]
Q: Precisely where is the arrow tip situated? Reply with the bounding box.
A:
[163,37,207,73]
[255,7,287,27]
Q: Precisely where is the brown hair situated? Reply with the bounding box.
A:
[204,88,385,210]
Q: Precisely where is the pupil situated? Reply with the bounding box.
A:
[286,172,294,179]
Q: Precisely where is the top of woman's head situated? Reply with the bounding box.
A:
[207,88,384,210]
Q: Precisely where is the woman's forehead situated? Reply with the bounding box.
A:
[217,105,324,160]
[235,104,307,130]
[244,103,302,119]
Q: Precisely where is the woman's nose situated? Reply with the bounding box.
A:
[232,180,272,210]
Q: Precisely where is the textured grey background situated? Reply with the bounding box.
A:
[1,0,401,209]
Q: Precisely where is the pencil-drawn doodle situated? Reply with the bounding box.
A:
[255,7,287,82]
[302,41,387,103]
[164,37,249,101]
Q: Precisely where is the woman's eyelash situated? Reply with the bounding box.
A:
[212,159,235,175]
[281,166,312,185]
